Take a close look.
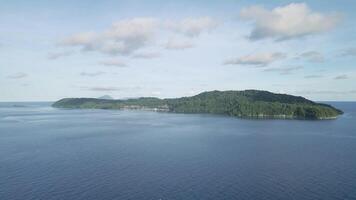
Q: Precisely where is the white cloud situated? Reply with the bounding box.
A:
[264,65,303,75]
[297,51,324,62]
[240,3,341,40]
[164,39,194,50]
[99,59,127,67]
[60,18,158,55]
[60,17,218,56]
[224,52,286,66]
[7,72,28,79]
[165,17,219,37]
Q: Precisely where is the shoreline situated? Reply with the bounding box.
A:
[53,106,341,120]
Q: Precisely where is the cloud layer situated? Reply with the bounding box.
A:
[240,3,340,41]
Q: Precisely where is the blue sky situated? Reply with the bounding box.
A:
[1,0,356,101]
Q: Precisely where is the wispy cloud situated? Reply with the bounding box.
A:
[80,71,105,77]
[81,86,141,92]
[340,48,356,57]
[240,3,341,41]
[7,72,28,79]
[224,52,286,66]
[334,74,348,80]
[99,59,127,67]
[304,75,323,79]
[164,39,194,50]
[164,17,219,37]
[263,66,303,75]
[47,51,73,60]
[132,52,160,59]
[297,51,324,63]
[83,86,122,91]
[295,90,356,95]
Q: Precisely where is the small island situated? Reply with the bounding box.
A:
[53,90,343,120]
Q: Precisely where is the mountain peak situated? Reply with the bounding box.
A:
[98,95,113,100]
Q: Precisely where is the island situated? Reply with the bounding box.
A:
[52,90,343,120]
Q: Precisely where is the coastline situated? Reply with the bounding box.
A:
[53,105,341,120]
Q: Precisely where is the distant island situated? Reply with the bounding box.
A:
[98,95,113,100]
[53,90,343,120]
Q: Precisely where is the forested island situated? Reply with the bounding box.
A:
[53,90,343,120]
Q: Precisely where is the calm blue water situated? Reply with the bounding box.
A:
[0,102,356,200]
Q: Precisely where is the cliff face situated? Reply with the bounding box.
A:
[52,90,343,120]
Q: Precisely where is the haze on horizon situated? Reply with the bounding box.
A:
[1,0,355,101]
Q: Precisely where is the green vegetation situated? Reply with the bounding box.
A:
[52,90,343,120]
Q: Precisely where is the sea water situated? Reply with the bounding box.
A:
[1,102,356,200]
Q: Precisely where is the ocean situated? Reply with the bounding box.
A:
[1,102,355,200]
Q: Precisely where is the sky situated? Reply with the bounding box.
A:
[1,0,356,101]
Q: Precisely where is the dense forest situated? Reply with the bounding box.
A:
[52,90,343,120]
